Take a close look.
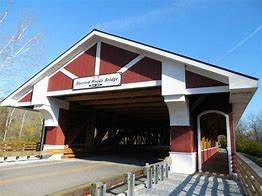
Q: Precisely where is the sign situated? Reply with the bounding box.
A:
[73,73,121,90]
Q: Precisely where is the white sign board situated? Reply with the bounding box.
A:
[73,73,121,90]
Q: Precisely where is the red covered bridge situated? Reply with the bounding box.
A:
[1,29,258,174]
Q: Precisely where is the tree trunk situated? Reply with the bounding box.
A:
[3,108,15,141]
[19,111,27,139]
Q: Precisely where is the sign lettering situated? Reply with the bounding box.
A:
[73,73,121,90]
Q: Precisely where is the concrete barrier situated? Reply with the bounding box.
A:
[5,156,17,162]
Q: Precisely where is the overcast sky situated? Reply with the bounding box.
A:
[1,0,261,119]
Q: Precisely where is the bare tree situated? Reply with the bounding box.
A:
[0,7,43,95]
[236,120,247,139]
[247,112,262,142]
[18,110,27,139]
[0,5,43,140]
[3,107,15,141]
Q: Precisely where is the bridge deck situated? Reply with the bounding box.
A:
[202,151,229,175]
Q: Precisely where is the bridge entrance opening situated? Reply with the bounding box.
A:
[199,112,229,174]
[55,87,170,165]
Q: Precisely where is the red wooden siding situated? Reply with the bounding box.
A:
[64,44,96,77]
[186,71,226,88]
[201,147,219,163]
[45,109,68,145]
[48,72,72,91]
[19,91,33,102]
[100,42,138,74]
[170,126,196,152]
[122,57,161,83]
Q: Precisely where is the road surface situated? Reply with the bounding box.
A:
[0,155,142,196]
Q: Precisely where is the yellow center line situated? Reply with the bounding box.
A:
[0,163,112,185]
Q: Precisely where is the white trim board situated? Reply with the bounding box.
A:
[47,80,162,97]
[118,55,144,73]
[95,41,101,75]
[12,102,32,107]
[186,86,229,95]
[60,68,77,79]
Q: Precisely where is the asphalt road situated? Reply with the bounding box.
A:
[0,156,142,196]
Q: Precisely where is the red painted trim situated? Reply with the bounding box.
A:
[170,126,196,152]
[19,91,33,103]
[45,109,68,145]
[64,44,96,77]
[186,71,226,88]
[122,57,161,83]
[48,72,73,91]
[201,147,219,163]
[100,42,138,75]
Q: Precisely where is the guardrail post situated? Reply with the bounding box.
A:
[146,163,152,188]
[124,172,135,196]
[91,182,106,196]
[154,165,158,184]
[91,182,101,196]
[165,162,169,178]
[160,163,164,181]
[101,183,106,196]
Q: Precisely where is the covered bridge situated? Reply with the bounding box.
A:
[1,29,258,174]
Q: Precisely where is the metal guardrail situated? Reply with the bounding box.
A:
[48,161,170,196]
[90,161,170,196]
[236,153,262,196]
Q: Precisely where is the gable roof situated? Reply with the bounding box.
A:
[1,29,259,104]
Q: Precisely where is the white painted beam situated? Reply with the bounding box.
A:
[95,41,101,75]
[118,55,144,73]
[60,68,78,79]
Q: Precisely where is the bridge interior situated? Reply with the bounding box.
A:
[56,87,170,160]
[200,112,229,174]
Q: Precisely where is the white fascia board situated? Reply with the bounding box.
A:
[47,80,161,97]
[3,102,31,107]
[186,86,229,95]
[228,75,258,90]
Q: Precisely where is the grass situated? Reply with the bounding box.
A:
[243,154,262,167]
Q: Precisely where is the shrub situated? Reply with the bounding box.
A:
[236,138,262,158]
